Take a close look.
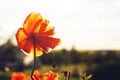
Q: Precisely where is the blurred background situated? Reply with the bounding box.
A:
[1,0,120,80]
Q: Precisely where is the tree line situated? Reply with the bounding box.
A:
[0,39,120,71]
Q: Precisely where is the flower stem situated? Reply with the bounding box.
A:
[31,36,36,80]
[68,72,70,80]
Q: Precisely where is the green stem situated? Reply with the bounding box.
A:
[31,36,36,80]
[68,72,70,80]
[65,77,68,80]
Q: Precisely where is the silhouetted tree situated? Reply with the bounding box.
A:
[0,39,21,70]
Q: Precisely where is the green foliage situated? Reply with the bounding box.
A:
[80,72,92,80]
[1,38,120,80]
[40,48,120,68]
[1,39,120,71]
[0,39,22,70]
[0,71,11,80]
[0,40,17,62]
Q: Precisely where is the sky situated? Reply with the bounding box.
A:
[0,0,120,50]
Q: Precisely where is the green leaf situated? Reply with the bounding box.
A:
[86,74,92,80]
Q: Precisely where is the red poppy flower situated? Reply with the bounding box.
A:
[11,72,26,80]
[16,12,61,56]
[43,71,58,80]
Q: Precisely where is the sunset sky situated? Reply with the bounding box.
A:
[0,0,120,50]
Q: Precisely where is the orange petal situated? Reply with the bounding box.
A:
[39,19,49,32]
[21,43,43,56]
[33,70,42,80]
[11,72,26,80]
[26,77,32,80]
[33,71,40,80]
[29,46,43,56]
[16,28,27,49]
[43,71,58,80]
[22,40,33,53]
[38,28,55,37]
[16,28,43,56]
[16,28,33,53]
[23,12,43,34]
[36,37,61,53]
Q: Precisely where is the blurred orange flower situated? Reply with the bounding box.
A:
[43,71,58,80]
[11,72,26,80]
[33,70,43,80]
[16,12,61,56]
[26,77,32,80]
[26,70,43,80]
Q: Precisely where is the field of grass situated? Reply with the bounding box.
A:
[1,64,84,80]
[24,63,92,80]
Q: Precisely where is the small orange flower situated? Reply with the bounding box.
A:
[16,12,61,56]
[33,70,43,80]
[26,70,43,80]
[11,72,26,80]
[43,71,58,80]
